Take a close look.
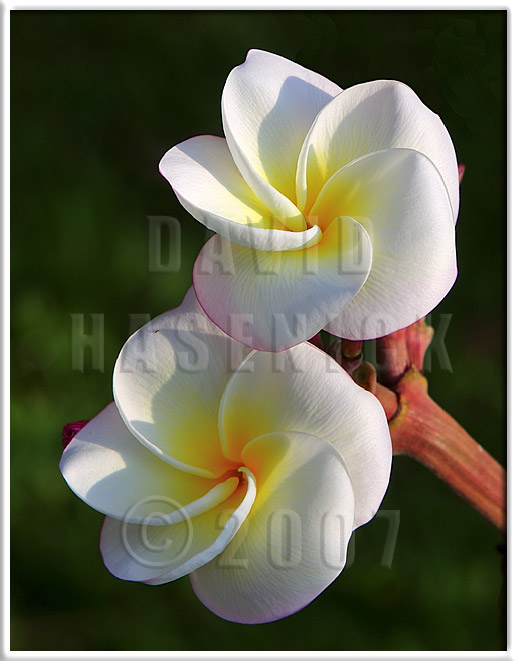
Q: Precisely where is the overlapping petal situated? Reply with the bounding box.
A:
[190,430,355,624]
[159,135,282,229]
[159,135,322,250]
[113,287,250,478]
[193,216,372,351]
[219,343,392,529]
[222,49,341,229]
[297,79,459,218]
[310,148,457,339]
[100,468,256,584]
[59,402,239,523]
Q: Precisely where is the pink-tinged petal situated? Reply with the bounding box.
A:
[222,49,341,230]
[312,148,456,340]
[297,79,459,220]
[59,402,239,523]
[218,342,392,530]
[190,431,355,624]
[100,469,256,584]
[113,287,250,478]
[193,216,372,352]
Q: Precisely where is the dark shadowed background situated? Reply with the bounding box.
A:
[11,9,506,652]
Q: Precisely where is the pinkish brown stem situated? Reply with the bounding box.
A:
[351,311,506,533]
[388,370,506,532]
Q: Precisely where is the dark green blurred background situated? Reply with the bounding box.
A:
[11,10,506,652]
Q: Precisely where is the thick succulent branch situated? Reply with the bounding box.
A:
[389,369,505,531]
[344,315,506,533]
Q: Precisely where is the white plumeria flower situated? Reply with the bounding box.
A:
[60,288,392,624]
[160,49,458,351]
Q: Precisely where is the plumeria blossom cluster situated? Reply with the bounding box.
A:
[61,50,459,623]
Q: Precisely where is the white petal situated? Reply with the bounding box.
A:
[100,468,256,583]
[297,79,459,219]
[193,216,372,351]
[190,431,355,624]
[222,49,341,229]
[113,287,250,478]
[219,343,392,529]
[59,402,239,524]
[312,148,457,339]
[159,136,322,251]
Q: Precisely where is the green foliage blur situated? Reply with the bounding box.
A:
[11,9,506,652]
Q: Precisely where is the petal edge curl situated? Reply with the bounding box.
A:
[190,430,355,624]
[100,468,256,584]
